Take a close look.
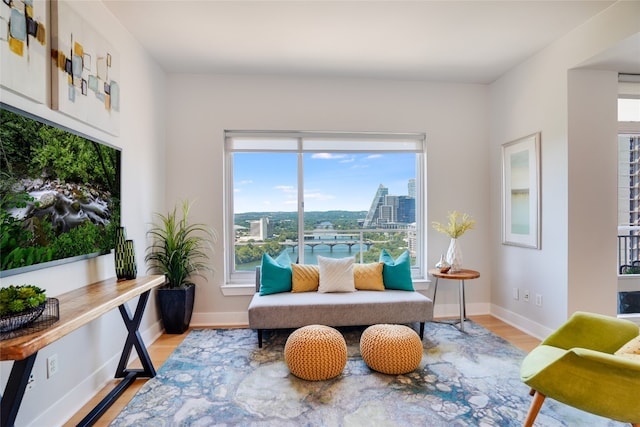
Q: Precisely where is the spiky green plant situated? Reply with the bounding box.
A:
[145,201,217,289]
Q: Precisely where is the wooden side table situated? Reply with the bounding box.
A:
[428,268,480,332]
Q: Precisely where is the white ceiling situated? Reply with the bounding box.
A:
[102,0,637,84]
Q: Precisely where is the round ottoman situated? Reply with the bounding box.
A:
[284,325,347,381]
[360,324,423,374]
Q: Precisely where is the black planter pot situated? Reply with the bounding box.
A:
[157,283,195,334]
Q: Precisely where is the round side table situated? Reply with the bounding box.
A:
[428,268,480,332]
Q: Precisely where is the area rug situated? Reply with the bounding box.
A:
[111,322,625,426]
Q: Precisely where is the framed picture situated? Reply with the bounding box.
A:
[502,132,541,249]
[0,0,48,103]
[50,0,120,135]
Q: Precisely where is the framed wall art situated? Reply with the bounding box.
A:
[0,0,48,103]
[50,0,120,135]
[502,132,541,249]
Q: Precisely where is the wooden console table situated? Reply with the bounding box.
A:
[0,275,165,427]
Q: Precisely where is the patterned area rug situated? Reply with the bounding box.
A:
[111,321,624,426]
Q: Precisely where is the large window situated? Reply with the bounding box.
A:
[224,131,426,284]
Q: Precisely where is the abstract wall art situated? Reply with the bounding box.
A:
[0,0,48,103]
[50,0,120,135]
[502,132,541,249]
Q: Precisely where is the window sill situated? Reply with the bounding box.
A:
[221,278,432,297]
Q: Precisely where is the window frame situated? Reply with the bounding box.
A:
[617,76,640,276]
[223,130,427,286]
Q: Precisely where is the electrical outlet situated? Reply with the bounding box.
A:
[47,354,59,378]
[27,373,35,390]
[523,290,530,302]
[512,288,519,300]
[535,294,543,307]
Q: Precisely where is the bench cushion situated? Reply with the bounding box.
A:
[248,289,432,330]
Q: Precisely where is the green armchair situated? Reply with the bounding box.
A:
[520,311,640,427]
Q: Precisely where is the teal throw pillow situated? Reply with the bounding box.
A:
[379,249,414,291]
[259,251,292,295]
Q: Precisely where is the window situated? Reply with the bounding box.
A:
[617,76,640,275]
[224,131,426,284]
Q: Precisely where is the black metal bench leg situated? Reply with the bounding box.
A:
[258,329,263,348]
[419,322,425,339]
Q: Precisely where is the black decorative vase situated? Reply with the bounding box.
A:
[122,240,137,280]
[157,283,195,334]
[114,227,127,280]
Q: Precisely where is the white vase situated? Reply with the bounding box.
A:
[446,238,462,273]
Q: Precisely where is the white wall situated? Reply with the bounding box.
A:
[164,75,492,323]
[489,1,640,337]
[0,1,166,426]
[567,69,619,315]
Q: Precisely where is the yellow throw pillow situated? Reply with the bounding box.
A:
[354,262,385,291]
[291,264,320,292]
[615,334,640,361]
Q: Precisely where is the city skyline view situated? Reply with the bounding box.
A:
[233,152,417,214]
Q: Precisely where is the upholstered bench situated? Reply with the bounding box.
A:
[248,250,434,347]
[360,324,423,374]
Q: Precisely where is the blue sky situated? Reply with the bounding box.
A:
[233,152,416,213]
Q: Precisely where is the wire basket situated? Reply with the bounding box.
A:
[0,298,60,338]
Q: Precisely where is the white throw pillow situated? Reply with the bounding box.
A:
[317,256,355,293]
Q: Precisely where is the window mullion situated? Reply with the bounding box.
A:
[297,139,305,264]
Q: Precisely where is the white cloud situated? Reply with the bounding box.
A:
[365,154,382,160]
[304,192,335,201]
[312,153,348,160]
[274,185,296,193]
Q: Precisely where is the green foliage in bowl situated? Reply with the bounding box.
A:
[0,285,47,316]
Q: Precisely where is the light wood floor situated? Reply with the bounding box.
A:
[64,315,540,426]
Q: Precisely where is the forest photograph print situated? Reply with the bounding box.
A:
[0,105,121,276]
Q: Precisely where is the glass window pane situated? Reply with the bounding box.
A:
[619,98,640,122]
[301,152,417,266]
[233,152,298,272]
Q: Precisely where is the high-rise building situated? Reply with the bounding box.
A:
[408,179,416,199]
[249,217,272,240]
[363,184,388,227]
[364,185,415,227]
[397,196,415,224]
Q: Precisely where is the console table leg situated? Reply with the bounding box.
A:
[77,290,156,427]
[115,290,155,378]
[1,353,37,427]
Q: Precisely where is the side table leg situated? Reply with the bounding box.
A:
[459,279,466,332]
[432,277,439,305]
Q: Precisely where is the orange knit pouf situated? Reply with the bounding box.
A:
[284,325,347,381]
[360,324,423,375]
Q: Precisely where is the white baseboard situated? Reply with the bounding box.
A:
[433,302,490,319]
[31,320,164,427]
[191,311,249,327]
[489,304,553,341]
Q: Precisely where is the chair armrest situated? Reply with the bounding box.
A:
[572,347,640,372]
[541,311,639,354]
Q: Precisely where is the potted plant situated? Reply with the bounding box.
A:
[432,211,475,273]
[145,201,216,334]
[0,284,47,332]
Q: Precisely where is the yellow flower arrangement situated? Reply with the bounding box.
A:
[432,211,476,239]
